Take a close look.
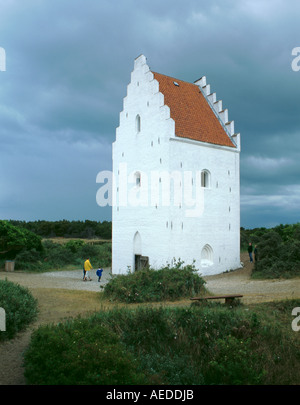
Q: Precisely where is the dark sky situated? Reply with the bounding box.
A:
[0,0,299,229]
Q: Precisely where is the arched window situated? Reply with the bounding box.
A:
[201,170,210,188]
[135,171,141,187]
[133,231,142,255]
[136,114,141,133]
[201,244,213,267]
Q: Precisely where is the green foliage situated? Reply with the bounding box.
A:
[0,279,38,341]
[24,317,147,385]
[0,220,43,260]
[103,260,206,303]
[252,228,300,279]
[205,335,264,384]
[7,219,112,240]
[13,240,112,272]
[24,301,300,385]
[64,239,85,253]
[241,223,300,278]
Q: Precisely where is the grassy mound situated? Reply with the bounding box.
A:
[0,279,38,341]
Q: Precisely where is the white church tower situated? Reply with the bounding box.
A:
[112,55,241,275]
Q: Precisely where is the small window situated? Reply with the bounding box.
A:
[201,170,211,188]
[136,115,141,133]
[135,172,141,187]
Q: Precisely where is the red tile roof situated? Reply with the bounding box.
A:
[153,72,235,148]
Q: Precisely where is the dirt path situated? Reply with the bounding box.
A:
[203,252,300,304]
[1,255,300,385]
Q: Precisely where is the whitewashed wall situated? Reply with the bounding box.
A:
[112,55,240,276]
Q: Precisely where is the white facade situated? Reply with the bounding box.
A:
[112,55,241,276]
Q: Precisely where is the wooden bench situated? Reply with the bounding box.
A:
[190,294,243,305]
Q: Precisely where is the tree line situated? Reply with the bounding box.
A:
[7,219,112,240]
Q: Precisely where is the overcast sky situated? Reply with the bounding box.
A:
[0,0,299,229]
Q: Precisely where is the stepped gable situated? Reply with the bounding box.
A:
[152,71,236,148]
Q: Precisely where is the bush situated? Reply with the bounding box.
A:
[78,243,112,267]
[64,239,85,253]
[0,279,38,341]
[14,248,44,271]
[103,260,206,303]
[0,220,43,260]
[253,230,300,278]
[24,317,147,385]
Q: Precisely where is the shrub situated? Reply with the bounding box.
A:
[79,242,111,268]
[103,260,206,303]
[0,220,43,260]
[252,230,300,278]
[24,317,147,385]
[64,239,85,253]
[14,248,44,271]
[0,279,38,341]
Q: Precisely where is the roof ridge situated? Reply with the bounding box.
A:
[151,71,195,86]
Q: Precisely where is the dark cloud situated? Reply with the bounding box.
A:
[0,0,299,227]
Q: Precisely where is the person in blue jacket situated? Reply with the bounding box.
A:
[96,267,103,282]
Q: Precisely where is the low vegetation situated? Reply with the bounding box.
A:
[242,223,300,278]
[0,220,112,272]
[0,279,38,341]
[12,239,112,272]
[103,260,206,303]
[24,299,300,385]
[2,220,300,385]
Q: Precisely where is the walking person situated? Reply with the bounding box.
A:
[254,245,258,263]
[248,242,253,263]
[83,257,93,281]
[83,264,86,280]
[96,266,103,282]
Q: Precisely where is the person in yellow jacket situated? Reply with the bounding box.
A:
[83,258,93,281]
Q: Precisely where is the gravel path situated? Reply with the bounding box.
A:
[0,267,112,292]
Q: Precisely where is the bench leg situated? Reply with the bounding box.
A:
[225,297,235,305]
